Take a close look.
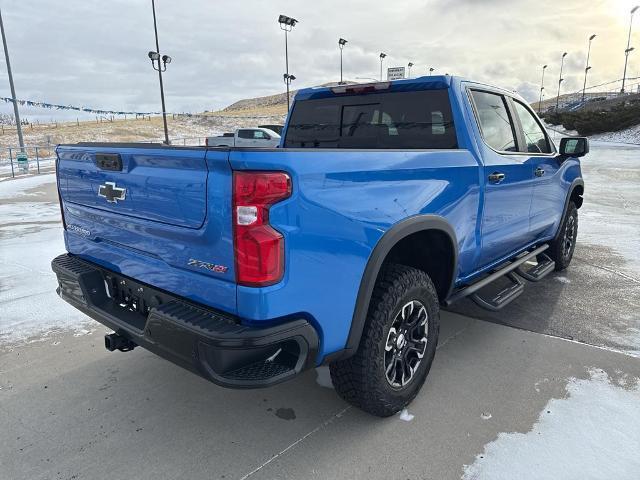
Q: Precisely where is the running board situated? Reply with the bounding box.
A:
[470,272,524,311]
[516,253,555,282]
[445,244,549,310]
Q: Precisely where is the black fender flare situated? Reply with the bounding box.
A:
[553,178,584,242]
[324,215,458,364]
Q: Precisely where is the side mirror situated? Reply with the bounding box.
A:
[559,137,589,157]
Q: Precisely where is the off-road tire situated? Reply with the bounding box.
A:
[548,201,578,271]
[329,264,440,417]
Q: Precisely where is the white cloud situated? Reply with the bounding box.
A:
[0,0,636,121]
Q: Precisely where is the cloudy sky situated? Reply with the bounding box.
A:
[0,0,638,121]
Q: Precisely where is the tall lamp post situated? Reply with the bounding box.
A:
[148,0,171,144]
[538,64,548,114]
[555,52,568,111]
[338,38,347,84]
[407,62,414,78]
[278,14,298,112]
[0,8,24,153]
[622,6,639,93]
[379,52,387,81]
[582,34,596,102]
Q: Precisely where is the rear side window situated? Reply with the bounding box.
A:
[284,89,457,149]
[470,90,517,152]
[238,130,253,139]
[512,101,552,153]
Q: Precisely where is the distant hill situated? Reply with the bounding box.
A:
[222,81,358,114]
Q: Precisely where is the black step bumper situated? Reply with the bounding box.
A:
[51,254,318,388]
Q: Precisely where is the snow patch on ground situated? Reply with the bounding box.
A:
[0,223,96,346]
[399,408,414,422]
[463,368,640,480]
[0,172,56,199]
[314,366,334,389]
[554,276,570,284]
[0,176,96,346]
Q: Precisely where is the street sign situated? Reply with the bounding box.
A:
[16,151,28,173]
[387,66,405,80]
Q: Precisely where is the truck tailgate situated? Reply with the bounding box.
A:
[56,144,237,313]
[59,145,208,228]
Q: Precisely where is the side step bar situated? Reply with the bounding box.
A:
[470,272,524,311]
[516,252,555,282]
[445,244,550,311]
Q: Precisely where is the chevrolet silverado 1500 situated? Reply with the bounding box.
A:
[52,76,588,416]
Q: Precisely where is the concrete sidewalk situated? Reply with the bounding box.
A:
[2,312,639,480]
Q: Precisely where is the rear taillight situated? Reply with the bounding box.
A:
[233,171,291,286]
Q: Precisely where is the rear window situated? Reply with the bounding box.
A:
[284,89,457,149]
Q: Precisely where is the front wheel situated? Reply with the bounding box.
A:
[330,264,440,417]
[548,202,578,271]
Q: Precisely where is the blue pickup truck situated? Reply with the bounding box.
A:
[52,76,588,416]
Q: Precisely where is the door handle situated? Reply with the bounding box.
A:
[488,172,506,183]
[535,167,545,177]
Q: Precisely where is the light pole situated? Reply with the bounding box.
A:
[379,52,387,81]
[582,34,596,102]
[0,8,24,153]
[429,67,435,76]
[338,38,347,84]
[538,64,548,114]
[622,6,639,93]
[148,0,171,144]
[283,74,296,101]
[407,62,414,78]
[278,14,298,112]
[556,52,568,111]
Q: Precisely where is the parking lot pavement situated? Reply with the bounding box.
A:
[1,313,639,480]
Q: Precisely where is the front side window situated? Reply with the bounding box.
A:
[470,90,517,152]
[513,101,551,153]
[253,130,269,139]
[284,89,457,149]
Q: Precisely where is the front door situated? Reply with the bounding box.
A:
[509,99,565,238]
[469,89,534,267]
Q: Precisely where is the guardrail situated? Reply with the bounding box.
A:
[0,145,57,179]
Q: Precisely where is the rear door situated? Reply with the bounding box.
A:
[236,129,256,147]
[509,98,564,237]
[468,89,534,267]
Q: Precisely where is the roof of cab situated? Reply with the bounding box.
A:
[293,75,521,102]
[294,75,460,101]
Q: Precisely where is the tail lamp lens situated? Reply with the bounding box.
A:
[233,171,291,286]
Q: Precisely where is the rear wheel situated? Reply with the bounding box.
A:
[548,202,578,271]
[330,264,440,417]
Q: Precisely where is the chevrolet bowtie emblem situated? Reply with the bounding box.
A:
[98,182,126,203]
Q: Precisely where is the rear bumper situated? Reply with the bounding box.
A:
[51,253,318,388]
